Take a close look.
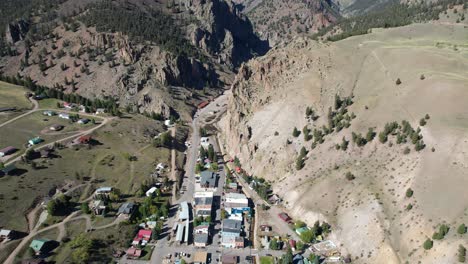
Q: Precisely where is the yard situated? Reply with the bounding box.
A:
[0,115,171,233]
[0,111,99,154]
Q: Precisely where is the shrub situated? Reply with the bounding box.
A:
[396,78,402,85]
[292,127,301,137]
[420,74,425,80]
[432,224,450,240]
[419,118,427,126]
[423,239,433,250]
[296,157,305,170]
[405,188,413,198]
[457,224,467,235]
[403,147,411,154]
[345,172,355,181]
[459,245,466,263]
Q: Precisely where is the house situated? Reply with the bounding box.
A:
[28,137,43,146]
[63,102,75,109]
[194,223,210,234]
[117,202,135,218]
[222,219,242,237]
[58,113,70,119]
[179,201,189,220]
[0,107,16,112]
[295,227,310,236]
[126,247,142,259]
[268,194,282,205]
[228,182,238,190]
[94,187,113,197]
[95,108,106,115]
[77,135,92,144]
[200,171,217,189]
[33,94,47,100]
[0,229,15,240]
[221,255,238,264]
[139,221,157,229]
[29,239,54,254]
[194,233,209,247]
[225,193,249,214]
[193,251,208,264]
[0,146,17,157]
[91,200,106,215]
[156,163,166,171]
[200,137,210,148]
[132,229,152,246]
[1,164,18,176]
[221,236,244,248]
[194,192,213,217]
[49,124,63,131]
[198,101,209,109]
[146,186,158,197]
[42,110,56,116]
[77,118,90,124]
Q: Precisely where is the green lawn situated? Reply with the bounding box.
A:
[37,98,62,109]
[260,256,275,264]
[0,81,31,109]
[0,81,33,124]
[139,245,154,260]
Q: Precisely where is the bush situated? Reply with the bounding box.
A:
[292,127,301,137]
[345,172,355,181]
[459,245,466,263]
[396,78,402,85]
[419,118,427,126]
[405,188,413,198]
[457,223,467,235]
[296,157,305,170]
[432,224,450,240]
[423,239,433,250]
[403,147,411,154]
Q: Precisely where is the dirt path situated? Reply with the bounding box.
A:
[0,97,38,128]
[3,211,80,264]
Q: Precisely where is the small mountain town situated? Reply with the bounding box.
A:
[0,0,467,264]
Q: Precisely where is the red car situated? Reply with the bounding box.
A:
[278,212,292,223]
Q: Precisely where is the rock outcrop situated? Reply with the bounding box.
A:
[5,20,29,44]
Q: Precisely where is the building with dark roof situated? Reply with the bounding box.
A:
[200,171,217,189]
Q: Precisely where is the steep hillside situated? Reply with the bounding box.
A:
[0,0,267,119]
[219,11,468,264]
[233,0,339,46]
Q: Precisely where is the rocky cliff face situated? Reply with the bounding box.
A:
[5,20,30,44]
[233,0,339,46]
[0,0,266,119]
[219,23,468,263]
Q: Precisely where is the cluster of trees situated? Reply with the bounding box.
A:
[194,215,212,226]
[69,234,95,263]
[79,0,201,58]
[314,0,466,42]
[350,128,376,147]
[377,118,427,151]
[299,221,331,243]
[153,132,172,148]
[0,75,121,116]
[327,95,355,133]
[47,194,72,216]
[137,195,169,220]
[295,147,308,170]
[243,175,271,200]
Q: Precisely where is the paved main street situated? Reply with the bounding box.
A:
[122,90,312,264]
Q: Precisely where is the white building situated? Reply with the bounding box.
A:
[59,113,70,119]
[200,137,210,148]
[146,187,158,197]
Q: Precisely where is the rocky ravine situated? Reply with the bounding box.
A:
[219,22,468,263]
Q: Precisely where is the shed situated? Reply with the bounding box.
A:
[29,239,53,253]
[28,137,43,145]
[1,164,17,176]
[0,146,17,157]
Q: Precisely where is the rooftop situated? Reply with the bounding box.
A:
[200,171,217,188]
[179,201,189,220]
[118,202,135,215]
[194,233,209,243]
